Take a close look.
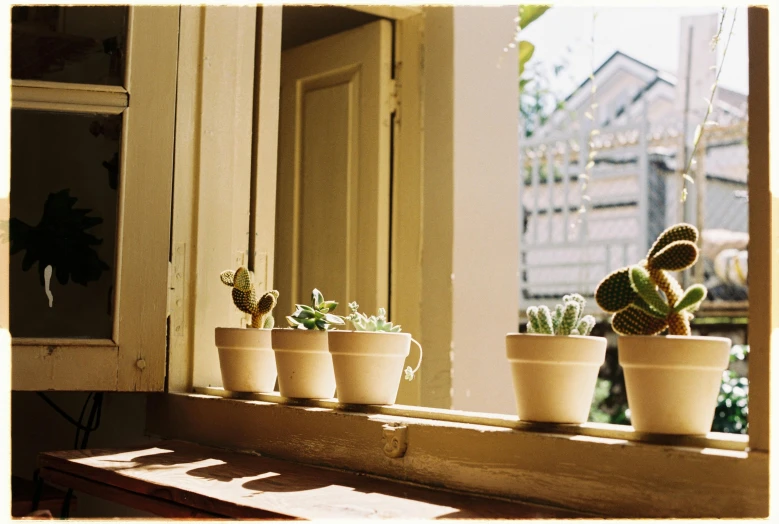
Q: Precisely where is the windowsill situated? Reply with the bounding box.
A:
[145,390,768,518]
[193,386,750,452]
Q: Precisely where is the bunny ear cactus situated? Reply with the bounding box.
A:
[527,294,595,336]
[594,223,707,336]
[286,288,345,330]
[220,267,279,328]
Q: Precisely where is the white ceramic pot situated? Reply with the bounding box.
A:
[271,329,335,399]
[215,327,276,393]
[619,335,731,435]
[506,333,607,423]
[328,331,414,405]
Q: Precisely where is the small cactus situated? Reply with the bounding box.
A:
[594,223,707,336]
[287,288,345,330]
[527,294,595,336]
[220,267,278,328]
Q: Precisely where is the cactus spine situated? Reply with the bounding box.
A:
[220,267,278,328]
[527,294,595,336]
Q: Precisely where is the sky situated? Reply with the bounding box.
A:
[520,6,749,97]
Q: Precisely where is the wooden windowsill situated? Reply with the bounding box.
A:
[145,392,768,518]
[38,440,588,519]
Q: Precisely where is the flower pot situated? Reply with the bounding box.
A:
[215,327,276,393]
[506,333,607,423]
[618,335,731,435]
[328,331,420,405]
[271,329,335,399]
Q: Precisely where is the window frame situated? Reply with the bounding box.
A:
[157,5,771,518]
[9,6,180,392]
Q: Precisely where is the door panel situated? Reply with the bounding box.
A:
[275,20,392,321]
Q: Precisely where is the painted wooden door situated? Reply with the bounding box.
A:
[274,20,393,321]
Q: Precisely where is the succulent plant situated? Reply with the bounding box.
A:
[287,288,345,330]
[594,223,707,336]
[344,302,402,332]
[526,293,595,336]
[220,267,278,328]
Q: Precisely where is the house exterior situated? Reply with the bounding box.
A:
[520,49,749,316]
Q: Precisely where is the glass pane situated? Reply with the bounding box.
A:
[10,110,121,338]
[11,5,128,86]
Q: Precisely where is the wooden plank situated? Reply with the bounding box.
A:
[346,5,423,20]
[193,387,749,451]
[114,6,180,391]
[191,6,257,389]
[391,13,424,406]
[146,393,768,518]
[12,82,128,111]
[39,468,222,518]
[10,101,125,115]
[39,440,585,519]
[249,6,282,291]
[745,6,772,453]
[12,345,118,391]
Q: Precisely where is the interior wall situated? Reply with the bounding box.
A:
[11,391,153,517]
[450,6,520,414]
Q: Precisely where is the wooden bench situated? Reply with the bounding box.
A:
[38,440,587,519]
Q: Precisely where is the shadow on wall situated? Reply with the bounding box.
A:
[11,391,154,518]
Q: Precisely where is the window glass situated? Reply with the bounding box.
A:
[10,110,121,338]
[11,5,128,86]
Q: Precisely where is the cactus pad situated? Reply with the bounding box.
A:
[595,268,637,313]
[649,240,698,271]
[612,305,668,335]
[647,223,698,260]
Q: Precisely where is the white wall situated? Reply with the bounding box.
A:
[450,6,520,414]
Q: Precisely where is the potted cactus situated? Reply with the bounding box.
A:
[595,223,731,435]
[328,303,423,405]
[506,293,606,424]
[271,288,344,399]
[215,267,279,392]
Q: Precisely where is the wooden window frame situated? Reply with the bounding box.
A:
[156,6,772,518]
[9,6,180,392]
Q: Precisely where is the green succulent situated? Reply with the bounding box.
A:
[594,223,707,336]
[526,293,595,336]
[345,302,402,332]
[220,267,278,328]
[287,288,345,330]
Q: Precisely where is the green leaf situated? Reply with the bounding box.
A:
[518,41,535,77]
[673,284,707,312]
[322,300,338,312]
[286,316,300,327]
[315,319,327,330]
[629,265,669,316]
[298,304,316,314]
[519,5,551,29]
[295,310,315,320]
[302,317,316,329]
[324,313,345,325]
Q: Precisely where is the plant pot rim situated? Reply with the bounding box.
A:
[328,330,409,336]
[506,332,605,341]
[618,334,732,344]
[216,326,272,332]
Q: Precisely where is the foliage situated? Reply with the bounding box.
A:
[10,189,109,286]
[526,293,595,336]
[595,223,707,336]
[220,267,278,328]
[712,344,749,434]
[286,288,345,331]
[345,302,401,332]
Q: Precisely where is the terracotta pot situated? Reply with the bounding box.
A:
[619,335,731,435]
[506,333,607,423]
[215,328,276,393]
[271,329,335,399]
[328,331,417,405]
